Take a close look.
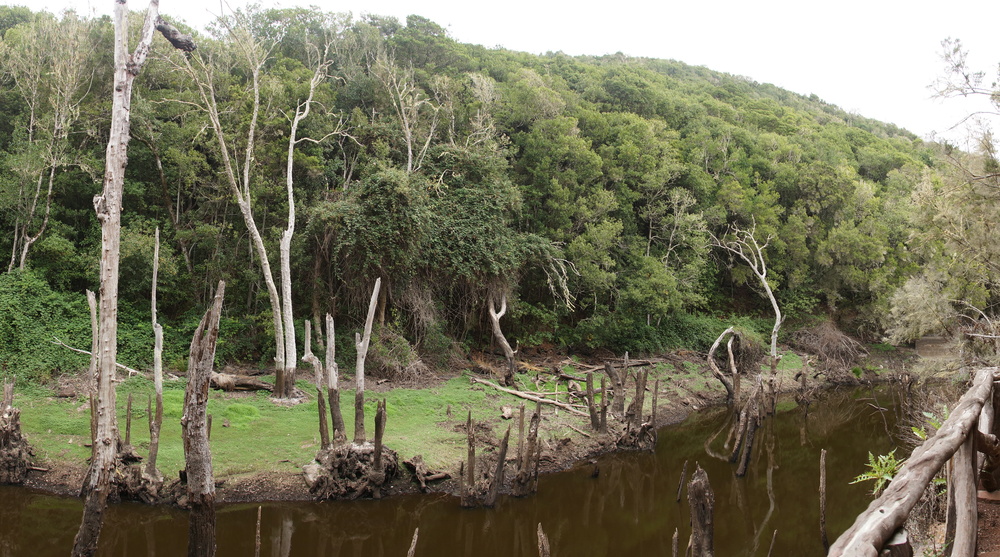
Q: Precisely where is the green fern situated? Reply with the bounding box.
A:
[851,449,902,495]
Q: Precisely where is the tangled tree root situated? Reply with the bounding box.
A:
[305,442,399,500]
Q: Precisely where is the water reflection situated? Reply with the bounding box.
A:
[1,387,900,557]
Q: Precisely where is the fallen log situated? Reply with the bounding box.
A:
[210,372,273,392]
[470,377,588,417]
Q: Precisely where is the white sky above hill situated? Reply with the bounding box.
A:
[21,0,1000,147]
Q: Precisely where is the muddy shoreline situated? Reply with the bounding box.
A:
[13,345,922,506]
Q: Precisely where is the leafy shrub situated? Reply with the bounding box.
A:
[0,270,91,383]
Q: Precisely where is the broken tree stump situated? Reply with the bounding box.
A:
[688,464,715,557]
[0,381,32,485]
[303,396,398,500]
[183,281,225,557]
[512,402,542,497]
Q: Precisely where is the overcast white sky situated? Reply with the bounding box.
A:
[21,0,1000,146]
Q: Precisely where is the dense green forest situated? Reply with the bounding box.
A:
[0,6,992,381]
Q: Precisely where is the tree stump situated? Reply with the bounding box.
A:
[0,382,32,485]
[688,464,715,557]
[305,442,399,499]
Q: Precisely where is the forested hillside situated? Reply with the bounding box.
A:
[0,7,963,379]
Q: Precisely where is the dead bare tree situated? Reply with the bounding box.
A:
[169,11,343,398]
[354,278,381,445]
[72,3,193,555]
[144,228,165,492]
[712,222,784,411]
[488,292,517,386]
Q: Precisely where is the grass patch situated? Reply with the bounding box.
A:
[14,371,546,480]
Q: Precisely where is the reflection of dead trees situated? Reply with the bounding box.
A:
[727,376,764,477]
[0,381,32,484]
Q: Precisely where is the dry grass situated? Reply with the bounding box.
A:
[789,320,868,369]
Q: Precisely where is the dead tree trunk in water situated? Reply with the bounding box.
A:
[183,281,225,557]
[72,5,193,555]
[325,314,346,444]
[488,293,517,387]
[688,464,715,557]
[354,279,380,445]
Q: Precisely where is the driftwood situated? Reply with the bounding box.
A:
[403,455,450,492]
[707,327,737,403]
[0,381,32,485]
[145,228,164,492]
[618,369,656,450]
[407,528,419,557]
[305,441,399,500]
[830,367,997,556]
[585,372,600,431]
[301,320,329,448]
[688,464,715,557]
[471,376,588,417]
[325,314,346,444]
[72,7,194,556]
[820,449,829,552]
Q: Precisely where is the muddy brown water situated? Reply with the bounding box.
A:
[0,387,906,556]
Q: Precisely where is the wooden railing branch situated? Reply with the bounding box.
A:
[829,367,998,557]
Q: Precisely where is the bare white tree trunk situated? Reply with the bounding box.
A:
[712,223,783,411]
[72,2,161,554]
[354,278,381,445]
[145,228,164,484]
[488,293,517,387]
